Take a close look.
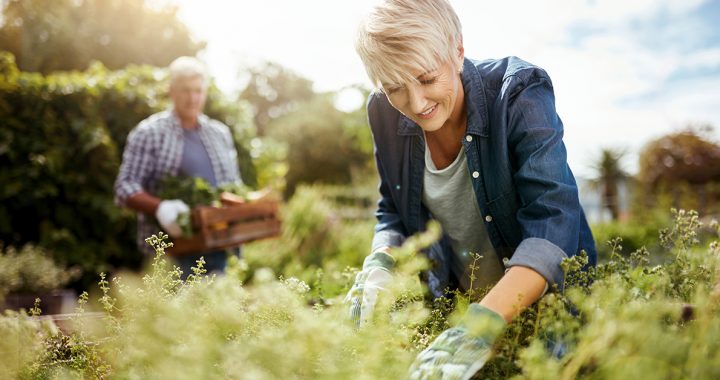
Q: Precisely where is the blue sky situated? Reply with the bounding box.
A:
[173,0,720,178]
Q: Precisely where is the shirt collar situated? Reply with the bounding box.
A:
[461,58,490,138]
[398,114,420,136]
[170,109,208,134]
[397,58,489,138]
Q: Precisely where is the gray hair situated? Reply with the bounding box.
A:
[168,56,209,87]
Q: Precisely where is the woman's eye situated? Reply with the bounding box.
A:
[420,77,437,85]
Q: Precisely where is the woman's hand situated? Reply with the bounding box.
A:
[408,304,506,380]
[344,249,395,327]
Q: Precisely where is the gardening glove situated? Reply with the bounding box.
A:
[408,304,506,380]
[155,199,190,238]
[344,250,395,327]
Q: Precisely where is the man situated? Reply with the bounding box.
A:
[114,56,242,278]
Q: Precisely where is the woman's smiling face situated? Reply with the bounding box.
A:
[383,60,464,132]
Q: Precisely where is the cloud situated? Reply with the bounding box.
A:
[453,0,720,176]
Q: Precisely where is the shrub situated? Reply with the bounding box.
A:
[266,93,373,196]
[0,244,79,298]
[591,218,665,262]
[241,184,376,297]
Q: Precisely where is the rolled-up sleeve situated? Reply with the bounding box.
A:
[504,74,581,287]
[113,127,154,206]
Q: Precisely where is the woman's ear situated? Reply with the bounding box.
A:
[457,36,465,69]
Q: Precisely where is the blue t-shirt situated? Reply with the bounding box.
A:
[179,127,217,186]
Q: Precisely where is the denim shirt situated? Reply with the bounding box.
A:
[367,56,597,298]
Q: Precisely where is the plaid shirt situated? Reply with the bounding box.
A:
[114,110,242,254]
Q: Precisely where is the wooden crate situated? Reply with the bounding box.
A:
[167,200,281,256]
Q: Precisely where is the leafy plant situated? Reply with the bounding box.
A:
[0,244,79,298]
[157,175,253,209]
[157,176,219,209]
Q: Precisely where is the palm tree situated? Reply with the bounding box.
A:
[589,148,630,221]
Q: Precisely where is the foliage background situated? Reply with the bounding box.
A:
[0,0,205,74]
[0,41,375,289]
[0,51,256,287]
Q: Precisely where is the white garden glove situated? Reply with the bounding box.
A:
[408,304,506,380]
[344,250,395,327]
[155,199,190,238]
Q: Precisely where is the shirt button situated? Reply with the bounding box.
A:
[465,135,473,142]
[485,215,493,222]
[472,171,480,179]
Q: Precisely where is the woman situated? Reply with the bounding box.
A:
[345,0,597,378]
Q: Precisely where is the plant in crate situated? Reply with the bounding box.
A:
[156,175,281,256]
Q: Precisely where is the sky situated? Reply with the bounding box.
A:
[170,0,720,178]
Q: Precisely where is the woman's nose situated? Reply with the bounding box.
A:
[407,86,427,114]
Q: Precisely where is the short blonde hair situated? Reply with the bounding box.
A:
[168,56,208,87]
[355,0,463,90]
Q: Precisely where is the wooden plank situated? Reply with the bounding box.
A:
[2,289,77,315]
[194,201,278,226]
[167,218,281,257]
[31,312,106,334]
[166,235,212,256]
[205,219,281,247]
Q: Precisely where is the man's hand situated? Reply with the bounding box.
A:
[344,250,395,327]
[219,191,246,206]
[155,199,190,238]
[408,304,506,380]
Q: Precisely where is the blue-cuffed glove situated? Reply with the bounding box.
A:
[408,304,506,380]
[344,250,395,327]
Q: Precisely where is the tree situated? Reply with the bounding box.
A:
[238,61,314,136]
[639,126,720,187]
[0,0,205,74]
[266,92,372,197]
[589,148,630,221]
[637,126,720,215]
